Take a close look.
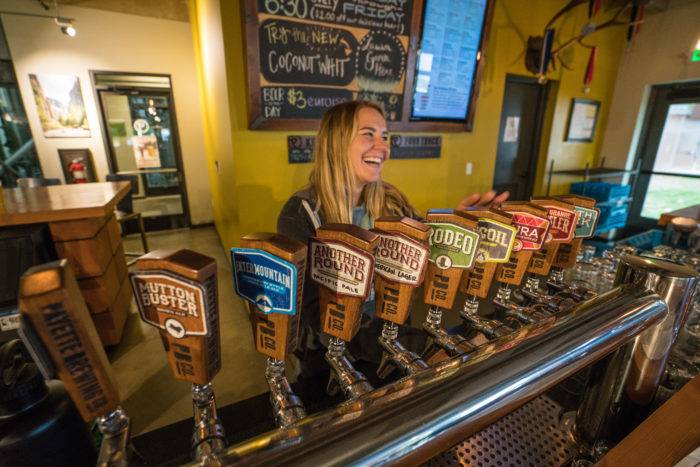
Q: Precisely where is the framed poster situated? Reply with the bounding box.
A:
[29,74,90,138]
[58,148,97,183]
[565,98,600,142]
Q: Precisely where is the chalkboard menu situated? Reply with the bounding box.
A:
[244,0,494,131]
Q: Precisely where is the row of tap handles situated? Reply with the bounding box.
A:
[14,194,599,465]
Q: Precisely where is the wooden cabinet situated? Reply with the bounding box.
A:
[1,182,132,346]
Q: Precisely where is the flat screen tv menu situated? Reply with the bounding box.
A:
[411,0,488,121]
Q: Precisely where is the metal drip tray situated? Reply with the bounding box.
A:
[426,396,575,467]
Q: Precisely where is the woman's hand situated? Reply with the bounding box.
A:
[457,190,510,210]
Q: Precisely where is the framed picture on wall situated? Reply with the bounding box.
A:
[29,74,91,138]
[58,148,97,184]
[565,98,600,142]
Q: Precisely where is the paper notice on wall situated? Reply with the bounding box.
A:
[131,135,161,168]
[504,116,520,143]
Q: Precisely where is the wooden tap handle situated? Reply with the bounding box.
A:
[19,260,120,421]
[234,233,307,362]
[528,198,579,276]
[373,216,431,325]
[459,208,516,299]
[554,195,600,268]
[423,210,481,309]
[311,224,379,341]
[496,202,551,286]
[130,249,220,386]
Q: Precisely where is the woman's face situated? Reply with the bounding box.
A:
[348,107,389,188]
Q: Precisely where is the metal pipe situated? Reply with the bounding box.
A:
[422,306,475,358]
[205,284,667,466]
[377,321,428,377]
[325,337,373,399]
[191,383,226,460]
[574,255,698,453]
[265,358,306,428]
[96,407,130,467]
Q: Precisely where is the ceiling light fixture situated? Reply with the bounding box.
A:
[55,17,76,36]
[0,11,77,38]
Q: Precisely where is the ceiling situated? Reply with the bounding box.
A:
[45,0,189,22]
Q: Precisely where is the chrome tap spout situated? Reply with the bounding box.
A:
[325,337,374,399]
[265,358,306,428]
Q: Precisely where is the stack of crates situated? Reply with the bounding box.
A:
[570,181,632,234]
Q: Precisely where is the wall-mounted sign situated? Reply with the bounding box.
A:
[288,135,315,164]
[246,0,412,129]
[390,135,441,159]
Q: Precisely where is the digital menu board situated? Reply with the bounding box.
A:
[411,0,489,121]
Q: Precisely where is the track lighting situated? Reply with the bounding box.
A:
[55,17,76,37]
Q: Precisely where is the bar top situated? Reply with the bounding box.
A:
[597,375,700,466]
[658,203,700,227]
[0,181,130,226]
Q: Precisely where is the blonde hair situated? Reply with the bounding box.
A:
[309,101,419,224]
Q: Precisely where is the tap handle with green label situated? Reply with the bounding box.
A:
[553,195,599,269]
[459,208,517,299]
[423,209,481,310]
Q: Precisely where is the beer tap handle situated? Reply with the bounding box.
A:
[130,249,225,458]
[19,260,128,466]
[311,224,379,399]
[421,210,481,358]
[373,216,431,377]
[233,233,308,427]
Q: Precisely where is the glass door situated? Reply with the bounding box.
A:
[94,73,190,230]
[629,82,700,228]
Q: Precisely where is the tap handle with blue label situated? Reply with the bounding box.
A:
[311,224,379,342]
[233,233,307,362]
[130,249,220,386]
[423,210,481,310]
[553,195,599,269]
[458,208,516,299]
[372,216,431,326]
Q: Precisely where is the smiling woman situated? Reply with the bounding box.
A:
[275,100,507,381]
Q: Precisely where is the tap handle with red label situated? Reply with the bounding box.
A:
[373,216,431,325]
[553,195,599,268]
[423,210,481,310]
[311,224,379,342]
[19,260,121,422]
[528,198,579,277]
[496,202,551,286]
[459,208,516,299]
[233,233,307,362]
[130,249,220,386]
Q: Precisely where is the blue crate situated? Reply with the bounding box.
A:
[595,203,629,234]
[570,181,631,203]
[617,229,664,250]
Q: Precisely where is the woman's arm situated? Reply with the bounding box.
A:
[457,190,510,210]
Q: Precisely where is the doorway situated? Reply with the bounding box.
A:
[92,71,190,231]
[492,75,550,200]
[628,81,700,229]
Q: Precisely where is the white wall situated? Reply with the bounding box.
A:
[599,0,700,170]
[1,0,213,224]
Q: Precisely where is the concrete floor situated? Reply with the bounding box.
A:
[110,227,269,435]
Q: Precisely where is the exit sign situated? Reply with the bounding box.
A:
[693,49,700,62]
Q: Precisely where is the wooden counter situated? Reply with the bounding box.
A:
[597,375,700,466]
[1,182,132,346]
[658,204,700,227]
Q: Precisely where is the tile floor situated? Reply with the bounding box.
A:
[111,227,269,435]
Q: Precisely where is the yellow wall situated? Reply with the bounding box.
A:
[192,0,627,248]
